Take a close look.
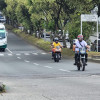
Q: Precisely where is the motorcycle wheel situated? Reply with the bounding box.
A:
[54,58,59,62]
[82,59,85,71]
[54,53,59,62]
[54,57,56,62]
[77,62,80,71]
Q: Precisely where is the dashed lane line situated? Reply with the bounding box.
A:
[16,54,21,56]
[17,57,21,59]
[41,53,47,55]
[59,69,70,72]
[24,53,30,55]
[0,54,4,56]
[32,53,38,55]
[33,63,39,66]
[44,66,53,69]
[8,54,13,56]
[24,60,30,63]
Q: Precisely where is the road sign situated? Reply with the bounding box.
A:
[81,14,99,52]
[81,14,98,22]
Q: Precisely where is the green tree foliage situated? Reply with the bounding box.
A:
[0,0,7,10]
[2,0,100,45]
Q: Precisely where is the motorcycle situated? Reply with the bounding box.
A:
[76,47,87,71]
[52,46,62,62]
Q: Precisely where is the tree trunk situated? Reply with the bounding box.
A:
[62,35,67,48]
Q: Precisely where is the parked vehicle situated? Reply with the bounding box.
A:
[58,33,69,42]
[0,30,7,51]
[91,39,100,52]
[0,16,6,23]
[73,39,78,44]
[0,23,6,30]
[76,47,87,71]
[53,46,62,62]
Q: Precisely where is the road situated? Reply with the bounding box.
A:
[0,31,100,100]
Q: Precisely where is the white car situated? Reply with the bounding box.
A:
[73,39,78,44]
[0,23,6,30]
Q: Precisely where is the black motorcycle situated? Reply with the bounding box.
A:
[76,47,87,71]
[53,46,61,62]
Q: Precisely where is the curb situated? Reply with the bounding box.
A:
[88,56,100,63]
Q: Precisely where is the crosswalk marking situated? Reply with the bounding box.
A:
[32,53,38,55]
[59,69,70,72]
[41,53,47,55]
[0,54,4,56]
[24,60,30,63]
[17,57,21,59]
[24,53,30,55]
[0,52,48,57]
[44,66,52,68]
[16,54,21,56]
[8,54,13,56]
[33,63,39,66]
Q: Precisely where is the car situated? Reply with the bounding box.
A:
[0,16,6,23]
[58,33,69,42]
[73,39,78,44]
[91,39,100,52]
[0,23,6,30]
[0,30,8,51]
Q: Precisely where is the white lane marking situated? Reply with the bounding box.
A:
[0,54,4,56]
[59,69,70,72]
[24,53,30,55]
[6,48,13,54]
[33,63,39,66]
[32,53,38,55]
[44,66,52,69]
[17,57,21,59]
[24,60,30,63]
[41,53,47,55]
[8,54,13,56]
[16,54,21,56]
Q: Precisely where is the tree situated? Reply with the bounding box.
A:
[0,0,7,11]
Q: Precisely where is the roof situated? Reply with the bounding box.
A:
[0,24,5,28]
[0,30,6,33]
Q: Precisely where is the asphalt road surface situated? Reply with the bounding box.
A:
[0,31,100,100]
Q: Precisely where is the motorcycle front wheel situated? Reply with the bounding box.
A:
[82,59,85,71]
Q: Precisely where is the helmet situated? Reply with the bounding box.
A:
[77,34,83,41]
[54,37,59,42]
[77,34,83,39]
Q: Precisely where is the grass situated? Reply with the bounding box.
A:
[0,84,6,93]
[88,51,100,57]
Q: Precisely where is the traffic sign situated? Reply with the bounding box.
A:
[81,14,99,52]
[81,14,98,22]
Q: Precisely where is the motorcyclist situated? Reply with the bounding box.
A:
[74,34,89,65]
[51,37,63,59]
